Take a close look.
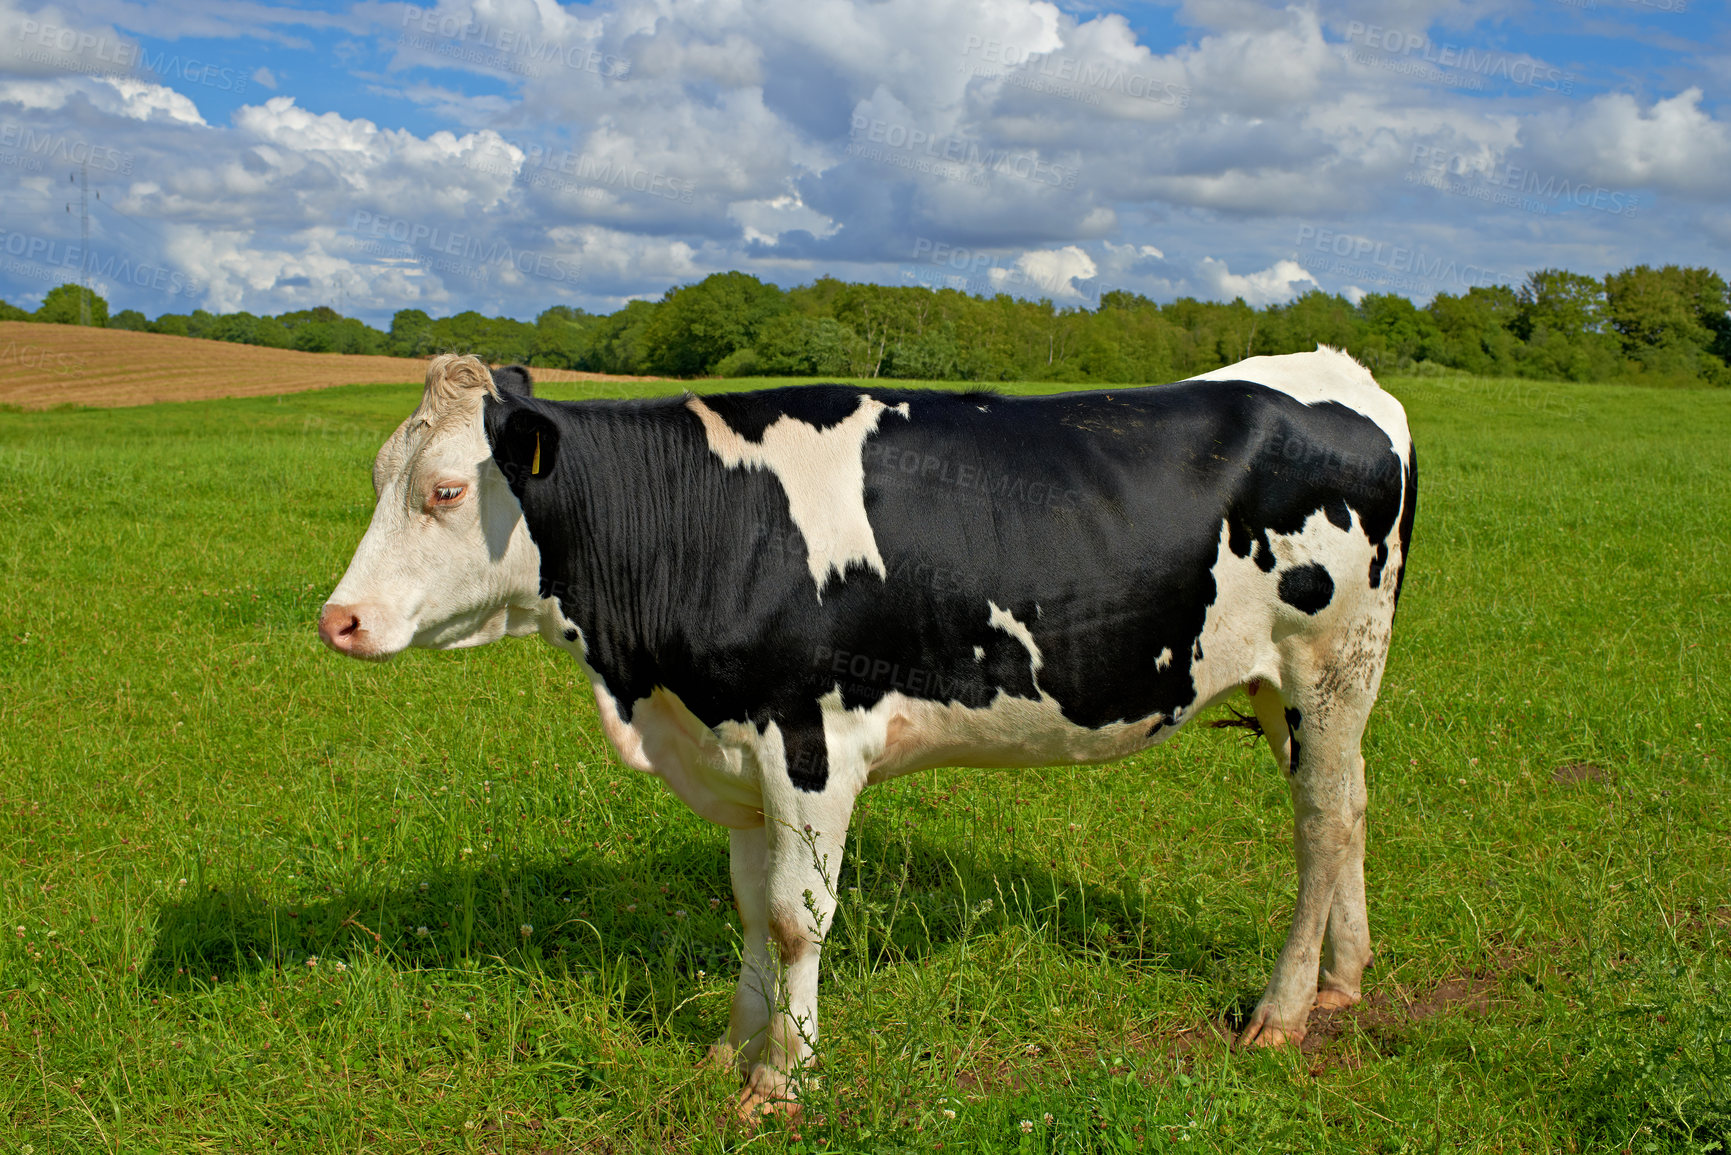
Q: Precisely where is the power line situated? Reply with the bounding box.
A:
[64,164,100,324]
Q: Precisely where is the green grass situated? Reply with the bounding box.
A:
[0,371,1726,1153]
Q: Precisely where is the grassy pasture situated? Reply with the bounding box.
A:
[0,372,1726,1153]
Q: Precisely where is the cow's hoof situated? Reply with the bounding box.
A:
[1313,988,1360,1011]
[736,1091,801,1123]
[735,1064,799,1124]
[704,1040,739,1072]
[1237,1009,1305,1049]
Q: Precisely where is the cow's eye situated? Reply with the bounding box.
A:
[430,484,466,507]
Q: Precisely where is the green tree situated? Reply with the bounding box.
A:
[279,307,386,355]
[211,313,292,349]
[424,312,534,363]
[886,321,963,380]
[108,309,150,331]
[583,299,660,374]
[1259,291,1364,356]
[1512,269,1622,381]
[212,312,263,344]
[531,306,600,369]
[642,272,788,376]
[34,283,108,326]
[1424,286,1520,375]
[1604,265,1731,385]
[750,314,865,376]
[387,309,434,358]
[184,309,220,340]
[1354,293,1439,371]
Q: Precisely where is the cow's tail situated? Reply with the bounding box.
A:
[1391,438,1418,609]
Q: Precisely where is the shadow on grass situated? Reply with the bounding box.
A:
[142,814,1257,1042]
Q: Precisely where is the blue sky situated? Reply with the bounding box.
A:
[2,0,1726,325]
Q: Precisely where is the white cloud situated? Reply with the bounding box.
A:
[1526,87,1731,199]
[1195,256,1318,305]
[988,244,1098,298]
[102,77,206,125]
[728,194,837,246]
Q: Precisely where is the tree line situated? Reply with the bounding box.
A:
[6,264,1729,386]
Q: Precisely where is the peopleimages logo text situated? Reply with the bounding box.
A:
[1293,225,1502,287]
[350,211,576,283]
[15,20,249,91]
[0,228,197,295]
[0,123,131,174]
[399,7,629,77]
[848,115,1078,188]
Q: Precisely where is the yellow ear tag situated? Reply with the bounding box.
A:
[531,431,541,476]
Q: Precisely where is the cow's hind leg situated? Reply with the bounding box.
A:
[1240,678,1375,1047]
[1245,680,1370,1015]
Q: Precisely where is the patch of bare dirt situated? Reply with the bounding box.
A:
[0,321,662,409]
[1552,762,1608,785]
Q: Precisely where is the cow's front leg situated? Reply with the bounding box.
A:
[736,727,857,1118]
[713,826,773,1074]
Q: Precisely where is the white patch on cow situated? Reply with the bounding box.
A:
[687,395,906,598]
[1155,647,1173,672]
[1186,502,1398,714]
[987,601,1043,674]
[1190,347,1411,472]
[973,645,985,661]
[852,687,1171,786]
[589,680,768,829]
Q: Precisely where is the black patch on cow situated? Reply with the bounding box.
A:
[1323,496,1352,532]
[1392,443,1418,606]
[1227,519,1251,560]
[483,379,1405,794]
[1254,533,1276,572]
[1284,707,1303,774]
[700,388,870,442]
[783,728,828,792]
[1277,563,1335,615]
[1230,521,1278,572]
[1368,541,1389,589]
[563,628,578,642]
[490,365,534,397]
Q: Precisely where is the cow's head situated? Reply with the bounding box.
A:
[318,355,545,659]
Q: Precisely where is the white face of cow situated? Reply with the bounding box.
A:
[318,354,545,660]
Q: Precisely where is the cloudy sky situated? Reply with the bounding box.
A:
[0,0,1723,324]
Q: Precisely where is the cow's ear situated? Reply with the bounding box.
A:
[487,405,560,489]
[490,365,534,397]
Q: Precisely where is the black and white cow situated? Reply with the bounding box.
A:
[319,350,1415,1112]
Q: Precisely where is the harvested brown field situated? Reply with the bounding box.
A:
[0,321,662,409]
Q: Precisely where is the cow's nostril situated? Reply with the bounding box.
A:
[318,604,369,653]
